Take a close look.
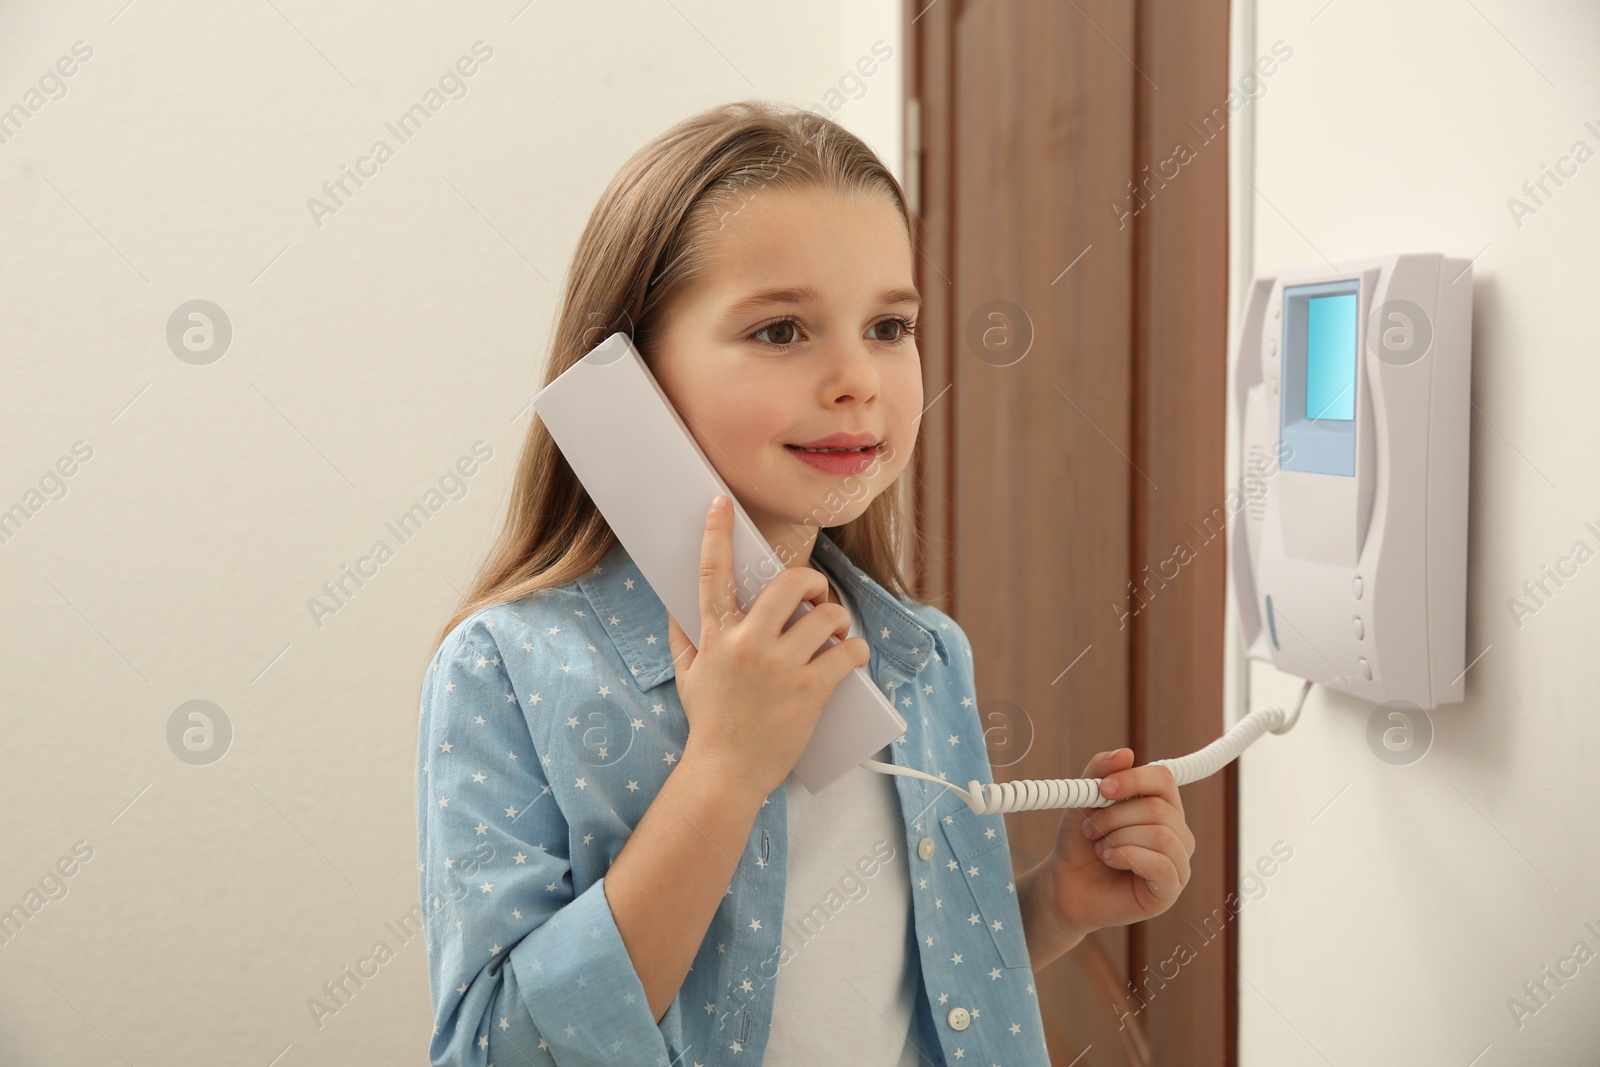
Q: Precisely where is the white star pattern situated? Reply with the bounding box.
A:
[415,544,1046,1064]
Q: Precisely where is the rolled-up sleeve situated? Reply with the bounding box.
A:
[416,617,680,1066]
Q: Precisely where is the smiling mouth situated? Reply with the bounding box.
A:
[783,441,886,475]
[783,444,882,454]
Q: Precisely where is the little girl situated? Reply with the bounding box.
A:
[416,100,1195,1067]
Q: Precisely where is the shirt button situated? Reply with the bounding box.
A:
[918,837,935,861]
[947,1006,970,1031]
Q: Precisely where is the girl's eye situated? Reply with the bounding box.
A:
[752,318,802,348]
[870,316,919,344]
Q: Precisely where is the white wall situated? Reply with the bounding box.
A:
[1232,1,1600,1063]
[0,3,900,1063]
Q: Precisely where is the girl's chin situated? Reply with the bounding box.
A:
[744,495,872,535]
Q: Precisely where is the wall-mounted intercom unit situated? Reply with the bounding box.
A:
[1231,252,1474,710]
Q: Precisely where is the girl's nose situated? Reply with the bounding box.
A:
[822,341,880,403]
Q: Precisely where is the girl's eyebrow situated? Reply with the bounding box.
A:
[721,285,923,320]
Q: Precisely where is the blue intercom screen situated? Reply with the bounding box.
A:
[1305,293,1357,421]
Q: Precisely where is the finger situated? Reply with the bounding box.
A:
[1100,762,1181,812]
[697,494,741,646]
[1081,799,1196,870]
[1096,843,1182,901]
[1081,747,1134,779]
[1068,750,1132,828]
[1079,796,1167,839]
[1065,751,1132,837]
[778,599,853,663]
[816,633,872,687]
[746,564,830,639]
[1072,753,1152,849]
[781,573,837,630]
[1094,840,1185,898]
[1095,823,1192,887]
[1097,763,1189,858]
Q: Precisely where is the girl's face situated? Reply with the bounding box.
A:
[649,183,923,562]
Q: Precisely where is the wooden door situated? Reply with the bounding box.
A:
[904,1,1233,1063]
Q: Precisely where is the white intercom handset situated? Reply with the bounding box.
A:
[532,333,908,795]
[536,274,1467,814]
[1232,252,1473,709]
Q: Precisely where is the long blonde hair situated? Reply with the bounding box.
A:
[429,100,926,660]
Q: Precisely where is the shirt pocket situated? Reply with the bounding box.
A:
[938,807,1031,970]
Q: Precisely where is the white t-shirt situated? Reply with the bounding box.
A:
[763,572,922,1066]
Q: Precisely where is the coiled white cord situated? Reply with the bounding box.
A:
[860,679,1313,814]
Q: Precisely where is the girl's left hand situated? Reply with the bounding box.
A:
[1045,748,1196,941]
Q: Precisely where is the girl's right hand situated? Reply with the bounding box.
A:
[665,495,871,801]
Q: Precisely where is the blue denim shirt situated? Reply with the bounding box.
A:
[415,530,1052,1066]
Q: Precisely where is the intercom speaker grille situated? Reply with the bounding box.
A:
[1246,442,1269,524]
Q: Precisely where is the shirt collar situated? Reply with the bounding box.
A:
[576,528,951,692]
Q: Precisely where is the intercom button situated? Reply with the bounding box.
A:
[1353,617,1364,640]
[1358,657,1372,680]
[1353,575,1364,599]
